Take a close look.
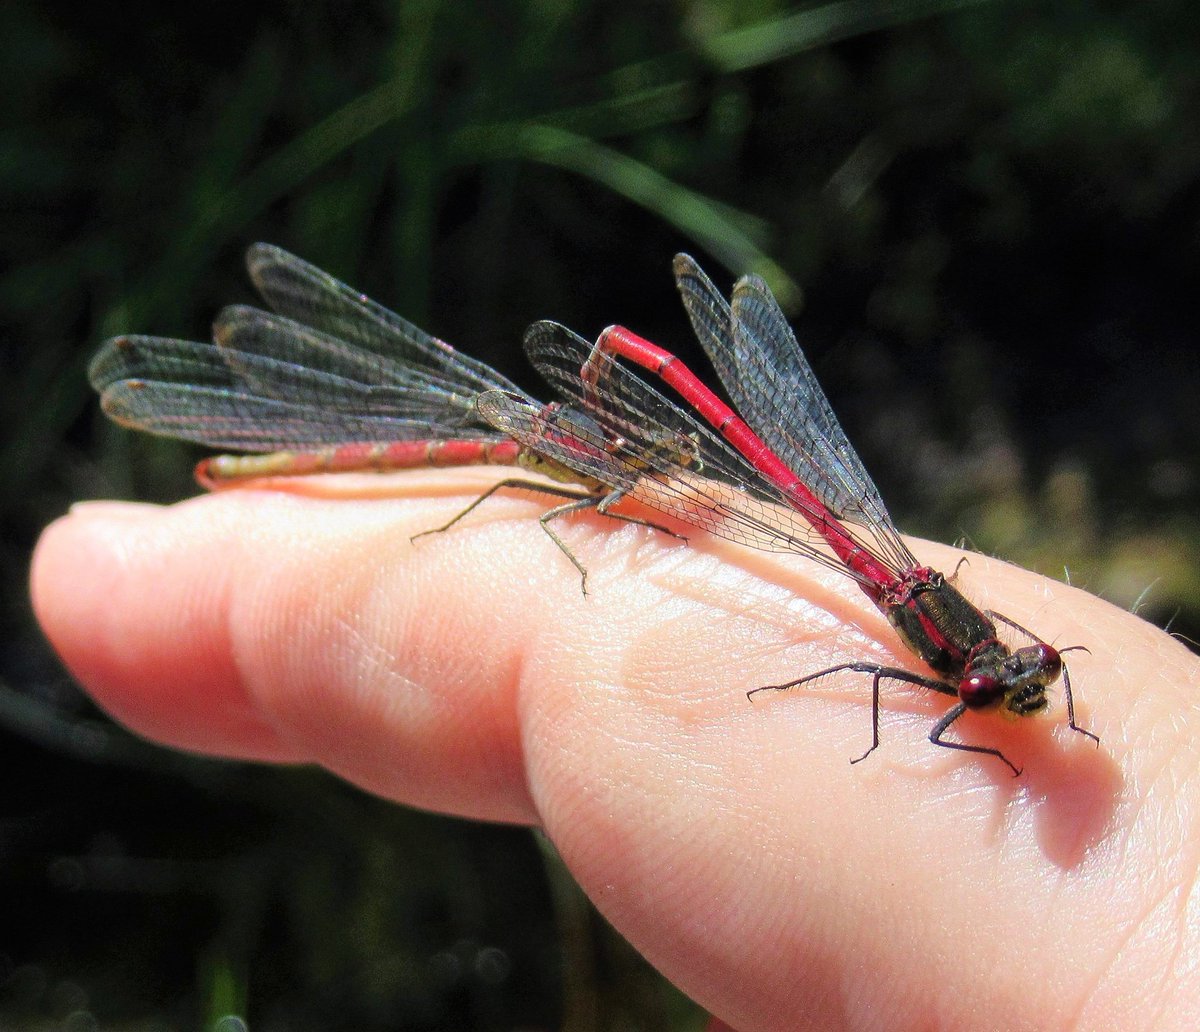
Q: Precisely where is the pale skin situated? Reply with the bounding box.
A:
[29,470,1200,1031]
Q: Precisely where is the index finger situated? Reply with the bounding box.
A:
[29,473,1200,1029]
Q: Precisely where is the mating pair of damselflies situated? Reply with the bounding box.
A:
[88,245,1098,776]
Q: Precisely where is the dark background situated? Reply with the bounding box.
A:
[3,1,1198,1028]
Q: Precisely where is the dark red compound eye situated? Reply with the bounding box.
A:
[960,673,1003,709]
[1031,643,1062,679]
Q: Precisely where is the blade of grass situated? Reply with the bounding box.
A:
[457,122,802,307]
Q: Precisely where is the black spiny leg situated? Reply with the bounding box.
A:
[1058,651,1101,746]
[410,477,594,543]
[410,478,601,591]
[595,490,689,544]
[411,480,692,597]
[535,495,603,595]
[928,702,1021,777]
[748,661,953,767]
[541,488,690,596]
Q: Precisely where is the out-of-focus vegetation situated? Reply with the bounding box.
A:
[2,0,1197,1027]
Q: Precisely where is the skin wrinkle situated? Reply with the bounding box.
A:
[563,561,908,763]
[1073,744,1198,1029]
[87,500,294,760]
[637,548,923,733]
[1151,883,1198,1031]
[1159,756,1200,1005]
[681,543,891,642]
[1093,882,1183,1030]
[1029,878,1107,1031]
[225,505,393,745]
[655,565,878,672]
[229,489,546,819]
[379,520,549,822]
[1174,881,1200,1012]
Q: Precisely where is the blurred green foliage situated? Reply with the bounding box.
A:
[3,0,1198,1027]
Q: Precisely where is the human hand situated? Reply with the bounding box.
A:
[30,473,1200,1031]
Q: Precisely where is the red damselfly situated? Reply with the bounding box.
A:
[88,244,697,593]
[541,254,1099,775]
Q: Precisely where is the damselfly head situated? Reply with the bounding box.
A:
[959,642,1061,719]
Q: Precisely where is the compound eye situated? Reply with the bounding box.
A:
[1031,643,1062,679]
[961,673,1003,709]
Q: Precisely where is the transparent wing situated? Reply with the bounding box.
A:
[673,253,916,574]
[88,244,531,453]
[90,334,498,452]
[501,321,900,585]
[246,243,525,398]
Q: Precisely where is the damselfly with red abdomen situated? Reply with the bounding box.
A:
[535,255,1099,775]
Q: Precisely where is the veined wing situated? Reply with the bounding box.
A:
[502,320,909,585]
[672,254,916,575]
[89,245,530,452]
[246,244,525,399]
[89,333,500,452]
